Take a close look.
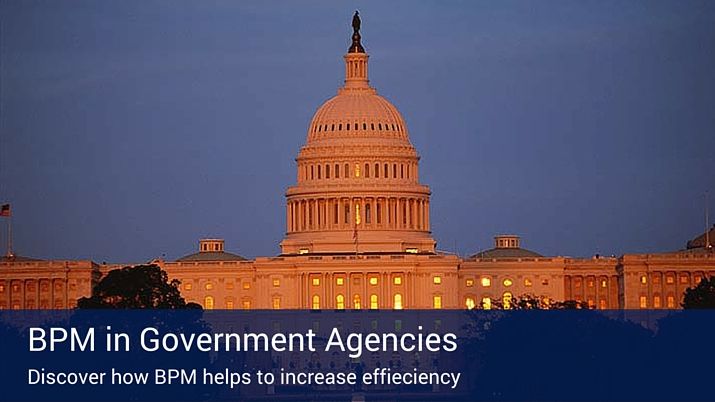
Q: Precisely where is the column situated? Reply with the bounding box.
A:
[382,272,388,309]
[313,199,318,230]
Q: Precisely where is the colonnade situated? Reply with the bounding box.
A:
[286,196,430,233]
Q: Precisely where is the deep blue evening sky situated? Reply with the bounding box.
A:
[1,1,714,262]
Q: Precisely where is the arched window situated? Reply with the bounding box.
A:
[312,295,320,310]
[370,294,379,310]
[365,203,371,224]
[502,292,512,309]
[363,123,367,130]
[400,164,404,179]
[354,123,358,130]
[204,296,214,310]
[433,295,442,309]
[338,123,342,131]
[376,203,381,224]
[465,297,476,310]
[336,294,345,310]
[355,164,360,177]
[346,122,350,131]
[375,163,379,178]
[344,204,350,224]
[344,164,349,178]
[393,164,397,178]
[482,297,492,310]
[317,165,321,179]
[335,164,340,178]
[378,123,382,130]
[353,294,361,309]
[371,123,375,130]
[365,163,369,178]
[331,124,335,131]
[310,165,314,180]
[326,164,330,179]
[393,293,403,310]
[384,163,389,178]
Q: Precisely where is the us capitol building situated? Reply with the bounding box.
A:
[1,15,713,312]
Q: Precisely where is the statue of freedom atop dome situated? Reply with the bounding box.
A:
[349,11,365,53]
[352,11,361,33]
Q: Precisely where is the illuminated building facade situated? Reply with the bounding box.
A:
[1,17,714,311]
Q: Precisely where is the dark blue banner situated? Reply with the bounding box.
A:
[0,310,712,401]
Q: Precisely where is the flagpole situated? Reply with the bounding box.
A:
[706,191,711,250]
[6,214,11,258]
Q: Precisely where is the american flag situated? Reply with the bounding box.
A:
[0,204,9,217]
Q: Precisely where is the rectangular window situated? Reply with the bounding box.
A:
[312,277,321,286]
[336,277,345,286]
[524,278,532,287]
[639,296,647,309]
[481,277,491,287]
[184,283,192,291]
[653,296,661,308]
[667,295,675,308]
[273,279,280,287]
[242,300,251,309]
[666,276,675,284]
[272,297,281,309]
[369,277,378,286]
[466,279,474,287]
[226,300,234,309]
[394,276,402,285]
[640,275,647,285]
[433,276,442,285]
[433,295,442,309]
[679,275,689,284]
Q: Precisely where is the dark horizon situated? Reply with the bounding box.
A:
[1,1,714,263]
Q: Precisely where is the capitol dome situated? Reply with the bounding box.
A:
[307,92,411,145]
[280,13,436,255]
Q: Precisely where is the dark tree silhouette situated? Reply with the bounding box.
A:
[479,294,591,310]
[77,264,199,309]
[682,276,715,309]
